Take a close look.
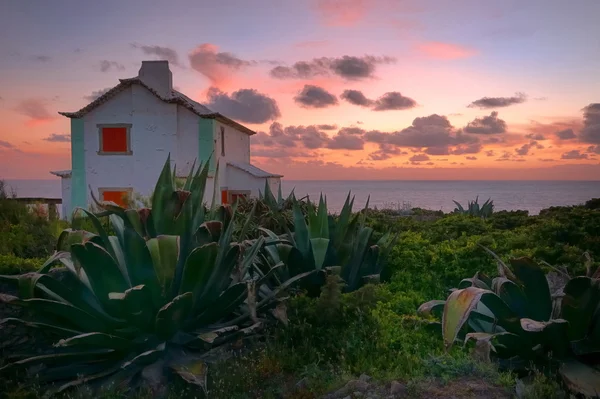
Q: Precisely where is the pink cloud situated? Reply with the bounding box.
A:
[13,99,57,126]
[414,42,478,60]
[188,43,254,88]
[314,0,367,26]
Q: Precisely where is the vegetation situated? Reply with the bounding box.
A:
[1,169,599,398]
[453,196,494,218]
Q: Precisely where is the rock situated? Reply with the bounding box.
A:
[390,381,406,396]
[353,392,364,398]
[331,380,370,398]
[359,373,372,383]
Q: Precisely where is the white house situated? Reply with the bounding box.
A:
[52,60,282,218]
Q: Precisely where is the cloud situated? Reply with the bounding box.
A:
[372,92,417,111]
[465,156,477,160]
[13,99,55,125]
[294,85,338,108]
[464,111,507,134]
[43,133,70,143]
[468,92,526,109]
[254,122,330,150]
[313,0,367,26]
[555,128,576,140]
[414,42,477,60]
[515,140,543,156]
[369,143,407,160]
[588,145,600,154]
[561,150,589,160]
[539,158,555,162]
[409,153,430,164]
[33,55,51,62]
[270,55,395,80]
[341,89,373,107]
[424,146,449,155]
[579,103,600,144]
[205,87,280,124]
[189,43,254,86]
[99,60,125,73]
[0,140,15,149]
[327,130,365,150]
[317,124,338,130]
[131,44,181,67]
[525,133,546,140]
[451,143,483,154]
[84,88,111,102]
[485,150,495,157]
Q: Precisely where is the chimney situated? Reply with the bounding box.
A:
[138,60,173,98]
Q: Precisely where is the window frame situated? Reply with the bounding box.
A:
[98,187,133,207]
[97,123,133,155]
[220,126,225,156]
[228,190,251,204]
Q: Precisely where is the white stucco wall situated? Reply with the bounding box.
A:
[214,121,251,192]
[82,85,178,203]
[61,177,71,219]
[175,105,199,177]
[226,166,279,197]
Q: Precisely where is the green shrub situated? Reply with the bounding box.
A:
[0,254,43,275]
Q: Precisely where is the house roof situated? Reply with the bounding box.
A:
[58,77,256,136]
[50,170,72,178]
[227,161,283,178]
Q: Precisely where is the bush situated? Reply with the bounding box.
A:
[0,254,43,275]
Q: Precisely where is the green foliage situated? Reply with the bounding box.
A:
[453,196,494,218]
[0,254,43,275]
[0,158,309,396]
[419,252,600,397]
[0,181,59,259]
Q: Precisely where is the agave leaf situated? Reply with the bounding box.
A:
[169,354,208,393]
[443,287,487,349]
[343,226,373,291]
[55,332,132,351]
[459,278,491,290]
[38,251,72,274]
[510,257,552,321]
[151,155,175,234]
[561,276,600,341]
[109,285,154,329]
[559,359,600,398]
[479,245,518,282]
[122,227,161,307]
[193,282,247,326]
[492,277,530,319]
[417,300,445,319]
[179,243,219,302]
[310,238,330,271]
[147,235,180,297]
[0,317,82,337]
[0,349,116,374]
[155,293,193,339]
[71,242,130,305]
[292,201,309,256]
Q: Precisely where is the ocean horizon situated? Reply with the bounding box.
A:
[4,179,600,215]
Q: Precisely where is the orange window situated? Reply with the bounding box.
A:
[101,127,128,153]
[102,190,129,207]
[221,190,229,204]
[231,193,247,203]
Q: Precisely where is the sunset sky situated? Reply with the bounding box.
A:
[1,0,600,180]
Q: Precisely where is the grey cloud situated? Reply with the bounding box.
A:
[294,85,338,108]
[43,133,70,142]
[515,140,544,156]
[525,133,546,140]
[270,55,395,80]
[555,128,576,140]
[579,103,600,144]
[539,158,555,162]
[369,144,407,161]
[588,145,600,154]
[409,154,429,162]
[466,156,477,160]
[372,92,417,111]
[464,111,507,134]
[468,92,526,109]
[206,87,280,124]
[317,124,338,130]
[485,150,495,157]
[0,140,15,148]
[452,143,483,155]
[84,88,111,102]
[341,90,373,107]
[327,132,364,150]
[131,44,181,67]
[99,60,125,73]
[254,122,330,150]
[561,150,589,160]
[33,55,51,62]
[424,146,450,155]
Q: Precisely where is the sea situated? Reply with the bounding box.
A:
[4,179,600,216]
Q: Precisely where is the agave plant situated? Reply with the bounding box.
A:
[452,196,494,218]
[262,193,395,295]
[418,250,600,397]
[0,157,310,395]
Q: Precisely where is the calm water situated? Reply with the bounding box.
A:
[5,179,600,216]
